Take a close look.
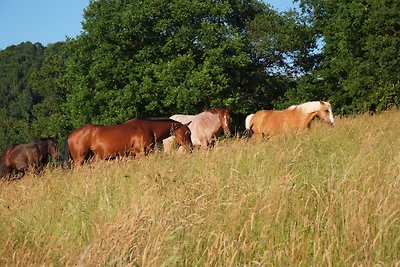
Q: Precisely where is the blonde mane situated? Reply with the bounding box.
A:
[289,101,330,113]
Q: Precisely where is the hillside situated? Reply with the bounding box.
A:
[0,111,399,266]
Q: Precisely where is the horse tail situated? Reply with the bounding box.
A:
[61,137,72,169]
[243,114,255,139]
[0,160,4,178]
[245,114,254,130]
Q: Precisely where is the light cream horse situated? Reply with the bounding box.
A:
[163,108,231,152]
[245,101,334,138]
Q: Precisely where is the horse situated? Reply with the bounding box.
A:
[245,101,334,138]
[163,108,231,152]
[62,118,193,167]
[0,137,59,180]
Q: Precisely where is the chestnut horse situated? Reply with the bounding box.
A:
[163,108,231,152]
[0,137,59,180]
[62,118,192,167]
[245,101,334,138]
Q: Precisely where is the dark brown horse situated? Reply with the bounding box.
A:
[62,118,193,167]
[0,137,59,180]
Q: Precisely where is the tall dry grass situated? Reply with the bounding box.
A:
[0,111,399,266]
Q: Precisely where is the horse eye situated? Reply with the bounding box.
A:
[325,110,330,113]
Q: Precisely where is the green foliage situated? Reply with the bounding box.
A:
[287,0,400,114]
[63,0,308,128]
[30,42,71,139]
[0,42,45,149]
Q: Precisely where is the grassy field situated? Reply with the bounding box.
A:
[0,111,399,266]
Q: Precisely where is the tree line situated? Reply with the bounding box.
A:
[0,0,399,150]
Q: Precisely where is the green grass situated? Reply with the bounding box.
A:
[0,111,399,266]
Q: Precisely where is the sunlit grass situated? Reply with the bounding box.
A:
[0,110,399,266]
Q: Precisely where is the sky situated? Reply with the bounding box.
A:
[0,0,298,50]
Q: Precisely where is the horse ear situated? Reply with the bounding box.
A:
[319,100,324,105]
[185,121,191,127]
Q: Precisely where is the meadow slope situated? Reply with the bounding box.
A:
[0,111,399,266]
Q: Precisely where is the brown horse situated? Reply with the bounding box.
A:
[62,118,192,167]
[164,108,231,151]
[245,101,334,138]
[0,137,59,180]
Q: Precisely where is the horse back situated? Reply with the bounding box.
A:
[8,143,42,167]
[90,121,153,157]
[92,122,149,143]
[203,112,224,139]
[1,144,19,167]
[252,108,303,136]
[251,110,284,136]
[67,124,96,149]
[170,114,195,124]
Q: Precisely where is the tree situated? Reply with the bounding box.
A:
[30,42,71,139]
[63,0,313,129]
[0,42,45,149]
[286,0,400,114]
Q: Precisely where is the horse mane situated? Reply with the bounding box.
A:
[289,101,328,114]
[131,117,174,122]
[206,107,230,113]
[35,137,58,144]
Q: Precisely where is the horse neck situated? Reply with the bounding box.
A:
[36,141,49,155]
[208,109,224,125]
[291,103,321,129]
[208,109,221,116]
[303,111,319,128]
[199,112,222,133]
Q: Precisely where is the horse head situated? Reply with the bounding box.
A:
[317,101,334,127]
[172,122,193,153]
[37,137,59,159]
[47,138,59,159]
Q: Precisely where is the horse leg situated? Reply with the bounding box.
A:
[177,146,185,154]
[163,136,175,154]
[34,163,44,176]
[208,135,218,148]
[131,147,145,159]
[3,166,12,180]
[71,151,87,167]
[199,138,209,150]
[14,161,28,179]
[14,171,25,180]
[253,132,264,139]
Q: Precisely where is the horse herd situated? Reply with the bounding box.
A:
[0,101,334,180]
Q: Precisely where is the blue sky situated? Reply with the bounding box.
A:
[0,0,297,50]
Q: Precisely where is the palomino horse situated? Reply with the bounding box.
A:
[0,137,59,180]
[163,108,231,151]
[245,101,334,138]
[62,118,193,167]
